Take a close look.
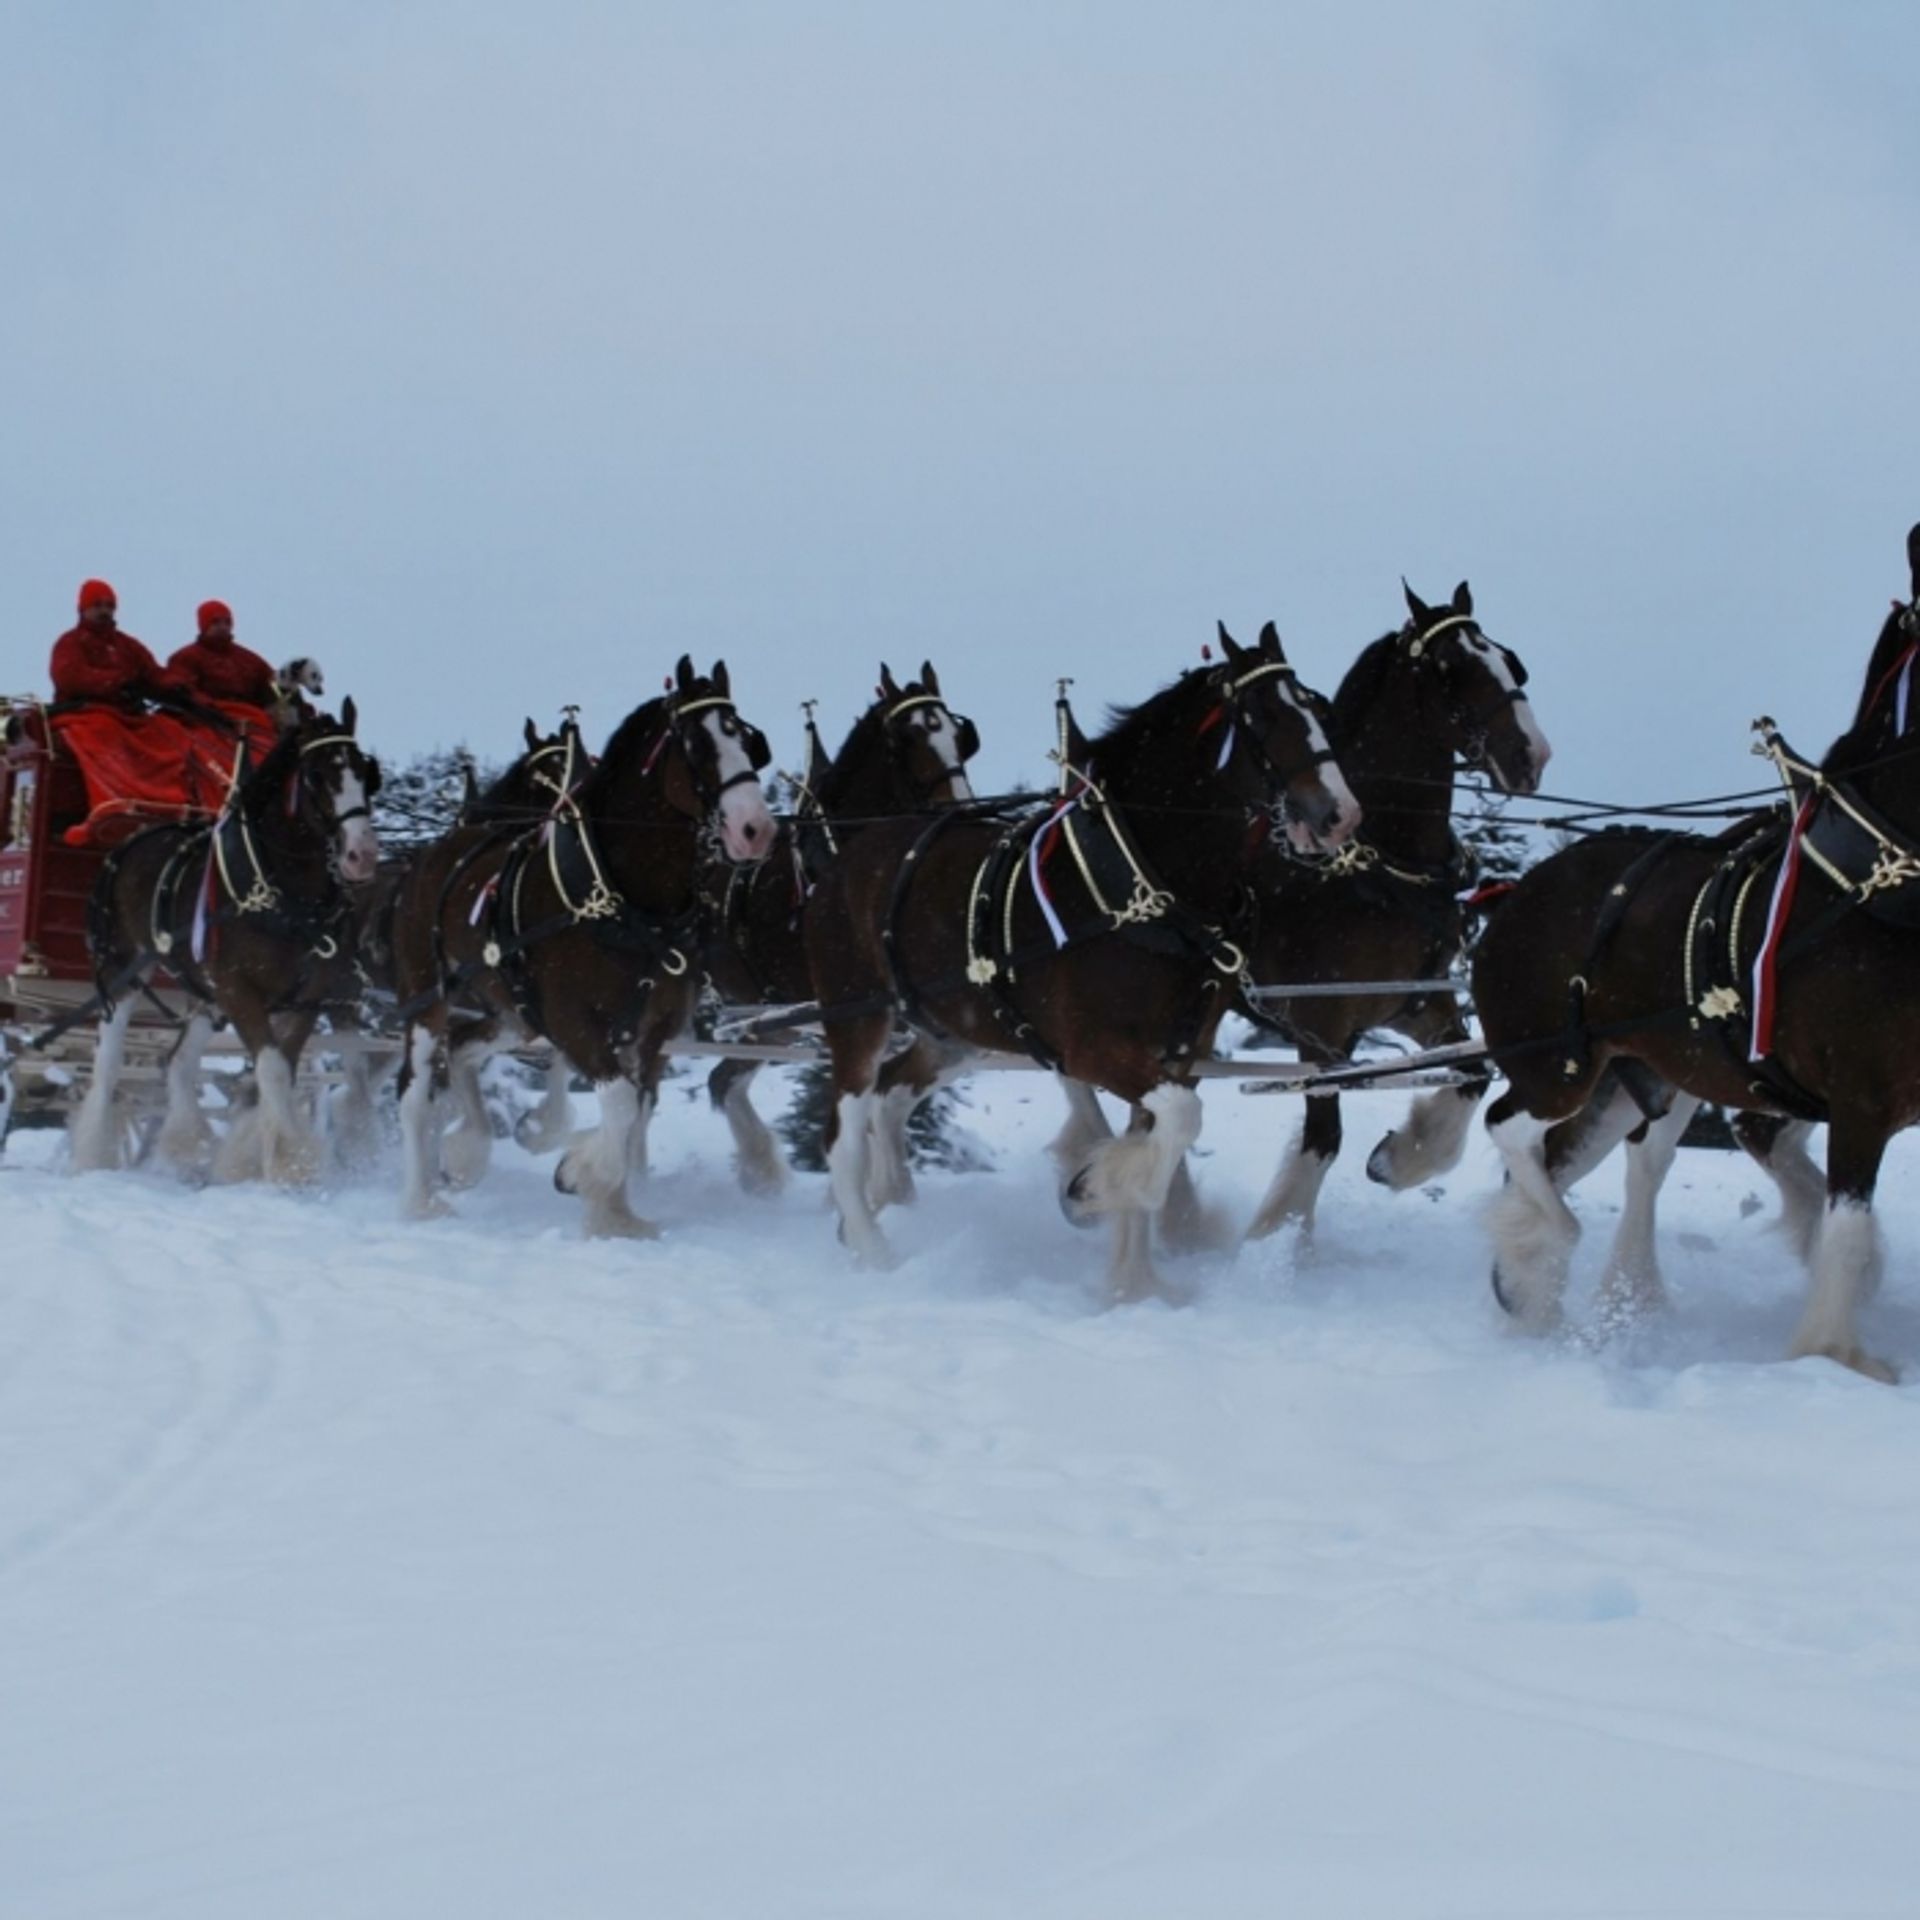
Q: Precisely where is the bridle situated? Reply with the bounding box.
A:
[1203,655,1341,787]
[293,730,377,831]
[1402,614,1530,759]
[881,689,979,801]
[654,691,772,804]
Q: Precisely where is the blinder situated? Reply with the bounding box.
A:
[952,713,981,763]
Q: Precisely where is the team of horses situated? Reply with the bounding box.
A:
[59,533,1920,1381]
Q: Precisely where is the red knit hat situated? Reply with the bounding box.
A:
[78,579,117,611]
[197,599,234,633]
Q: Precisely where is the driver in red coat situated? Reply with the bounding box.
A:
[49,579,189,706]
[167,600,277,707]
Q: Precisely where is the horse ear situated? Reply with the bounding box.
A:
[1907,524,1920,601]
[523,717,539,750]
[712,659,731,696]
[1452,580,1473,616]
[1216,620,1245,662]
[341,695,357,734]
[1258,620,1286,660]
[879,662,903,699]
[675,654,696,693]
[919,659,941,695]
[1403,579,1432,625]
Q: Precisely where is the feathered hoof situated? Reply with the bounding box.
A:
[553,1155,580,1195]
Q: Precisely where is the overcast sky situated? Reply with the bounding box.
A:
[6,1,1917,810]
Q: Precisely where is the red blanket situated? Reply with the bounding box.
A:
[50,705,278,848]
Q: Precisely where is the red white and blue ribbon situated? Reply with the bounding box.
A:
[1748,795,1816,1062]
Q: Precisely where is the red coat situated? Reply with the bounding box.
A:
[50,624,188,704]
[167,634,277,705]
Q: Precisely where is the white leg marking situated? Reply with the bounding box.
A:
[1596,1096,1697,1328]
[865,1083,922,1212]
[562,1079,658,1239]
[723,1066,788,1195]
[68,1001,137,1173]
[514,1057,577,1154]
[1792,1198,1895,1381]
[1485,1107,1580,1334]
[155,1012,216,1174]
[1048,1076,1114,1185]
[1763,1121,1826,1269]
[827,1089,896,1268]
[256,1049,317,1185]
[1245,1112,1337,1241]
[440,1052,495,1191]
[1367,1083,1482,1189]
[399,1026,450,1219]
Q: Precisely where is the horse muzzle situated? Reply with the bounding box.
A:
[1285,765,1361,854]
[718,783,776,864]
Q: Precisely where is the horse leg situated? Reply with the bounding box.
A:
[256,1012,321,1185]
[154,1011,217,1175]
[1048,1076,1114,1205]
[1365,999,1489,1189]
[328,1042,395,1171]
[709,1058,786,1195]
[1063,1084,1204,1305]
[1483,1090,1588,1335]
[1245,1079,1344,1242]
[867,1038,949,1212]
[440,1048,495,1190]
[1793,1116,1896,1382]
[514,1054,576,1154]
[1595,1093,1701,1330]
[822,1013,897,1268]
[1733,1113,1825,1270]
[556,1073,658,1239]
[68,999,137,1174]
[398,1021,452,1219]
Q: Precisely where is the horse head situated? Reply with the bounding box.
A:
[288,697,382,884]
[664,655,777,863]
[1214,622,1360,852]
[872,660,979,807]
[1400,580,1551,795]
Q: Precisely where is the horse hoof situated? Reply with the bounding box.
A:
[1490,1262,1515,1317]
[1059,1168,1100,1230]
[554,1157,579,1195]
[1365,1134,1398,1185]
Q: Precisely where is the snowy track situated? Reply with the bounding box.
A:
[5,1076,1920,1917]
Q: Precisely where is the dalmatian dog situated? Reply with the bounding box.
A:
[273,657,327,728]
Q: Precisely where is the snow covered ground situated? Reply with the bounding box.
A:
[5,1062,1920,1919]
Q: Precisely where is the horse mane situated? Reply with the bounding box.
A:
[239,718,307,797]
[815,701,888,808]
[1094,669,1211,762]
[581,695,672,801]
[1329,633,1403,739]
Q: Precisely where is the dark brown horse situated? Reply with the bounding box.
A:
[72,704,383,1182]
[390,658,775,1236]
[700,661,979,1192]
[1473,527,1920,1380]
[332,716,576,1174]
[1240,581,1551,1239]
[803,623,1359,1299]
